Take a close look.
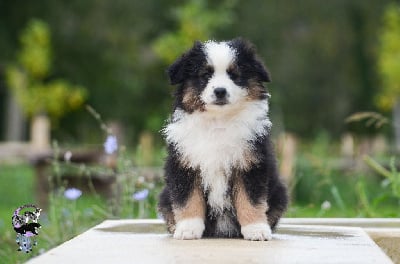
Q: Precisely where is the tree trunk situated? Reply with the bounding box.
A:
[30,113,51,152]
[5,94,26,141]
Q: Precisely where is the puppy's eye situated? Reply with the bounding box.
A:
[227,69,239,80]
[201,67,214,79]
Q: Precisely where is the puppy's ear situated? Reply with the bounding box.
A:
[230,38,271,83]
[168,55,185,85]
[168,41,203,85]
[254,58,271,83]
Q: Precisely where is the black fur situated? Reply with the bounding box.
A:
[163,145,199,207]
[229,38,271,83]
[14,223,41,235]
[168,41,207,86]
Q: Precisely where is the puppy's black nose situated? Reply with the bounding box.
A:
[214,87,227,99]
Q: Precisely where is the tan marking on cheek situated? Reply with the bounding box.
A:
[234,177,268,226]
[182,87,205,112]
[173,185,206,222]
[246,80,267,101]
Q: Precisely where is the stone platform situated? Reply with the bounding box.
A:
[27,219,398,264]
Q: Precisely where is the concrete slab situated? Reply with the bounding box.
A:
[281,218,400,263]
[27,219,393,264]
[280,218,400,228]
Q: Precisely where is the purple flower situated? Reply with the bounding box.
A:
[64,188,82,200]
[132,189,149,201]
[104,135,118,154]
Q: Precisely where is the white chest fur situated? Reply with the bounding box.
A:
[164,101,271,214]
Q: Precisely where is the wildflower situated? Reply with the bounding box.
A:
[64,188,82,200]
[321,200,331,210]
[104,135,118,154]
[132,189,149,201]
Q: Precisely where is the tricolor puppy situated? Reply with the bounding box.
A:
[159,38,288,240]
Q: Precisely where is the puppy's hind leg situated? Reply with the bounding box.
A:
[266,180,288,230]
[158,188,176,234]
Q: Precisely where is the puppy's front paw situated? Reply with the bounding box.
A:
[241,222,272,241]
[173,218,205,240]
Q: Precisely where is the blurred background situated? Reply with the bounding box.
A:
[1,0,400,262]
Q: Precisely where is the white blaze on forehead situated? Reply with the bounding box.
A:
[204,41,236,71]
[201,41,242,106]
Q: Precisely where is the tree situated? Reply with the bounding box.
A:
[6,19,86,119]
[6,19,86,147]
[377,4,400,150]
[152,0,236,64]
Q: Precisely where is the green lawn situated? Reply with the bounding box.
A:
[0,161,161,263]
[0,164,35,263]
[0,163,110,263]
[0,164,35,233]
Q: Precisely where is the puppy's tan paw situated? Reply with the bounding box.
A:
[241,222,272,241]
[173,218,205,240]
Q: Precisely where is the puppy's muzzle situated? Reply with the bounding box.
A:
[214,87,228,105]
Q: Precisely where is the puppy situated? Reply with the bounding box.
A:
[159,38,288,240]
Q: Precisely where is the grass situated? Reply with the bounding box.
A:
[0,164,106,263]
[0,164,36,263]
[0,147,164,263]
[0,164,35,233]
[290,133,400,218]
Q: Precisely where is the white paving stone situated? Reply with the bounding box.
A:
[27,219,394,264]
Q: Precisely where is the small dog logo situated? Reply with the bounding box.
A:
[12,204,42,253]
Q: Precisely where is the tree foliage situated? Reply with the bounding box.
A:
[153,0,236,64]
[6,19,86,119]
[377,3,400,111]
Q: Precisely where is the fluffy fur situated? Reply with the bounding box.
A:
[159,38,288,240]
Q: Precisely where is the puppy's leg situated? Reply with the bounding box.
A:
[173,185,206,240]
[164,149,206,239]
[234,177,271,241]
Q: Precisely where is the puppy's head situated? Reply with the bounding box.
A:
[168,38,271,113]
